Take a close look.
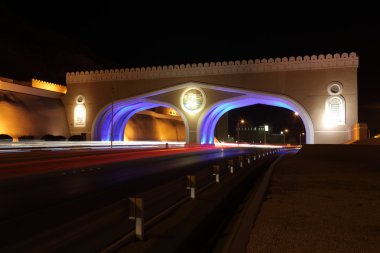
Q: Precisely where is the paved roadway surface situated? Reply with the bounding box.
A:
[0,146,263,252]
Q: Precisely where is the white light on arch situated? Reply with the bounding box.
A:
[324,96,345,127]
[74,104,86,127]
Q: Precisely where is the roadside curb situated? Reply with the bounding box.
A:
[216,153,286,253]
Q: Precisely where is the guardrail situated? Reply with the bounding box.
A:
[120,148,281,245]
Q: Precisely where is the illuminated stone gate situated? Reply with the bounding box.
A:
[62,52,359,144]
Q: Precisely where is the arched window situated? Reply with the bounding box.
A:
[74,95,86,127]
[325,96,345,125]
[74,104,86,127]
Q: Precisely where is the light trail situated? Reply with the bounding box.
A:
[215,142,285,149]
[0,145,219,180]
[0,140,186,152]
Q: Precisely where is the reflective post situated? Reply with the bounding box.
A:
[129,197,144,240]
[246,154,251,164]
[213,165,220,183]
[238,156,244,168]
[228,159,234,174]
[186,175,196,199]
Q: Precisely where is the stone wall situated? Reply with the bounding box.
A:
[0,90,69,140]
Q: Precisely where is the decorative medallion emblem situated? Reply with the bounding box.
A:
[76,94,85,104]
[181,87,206,114]
[327,82,343,95]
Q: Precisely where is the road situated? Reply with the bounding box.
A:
[0,146,267,252]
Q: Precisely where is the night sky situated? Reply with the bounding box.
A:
[1,4,379,140]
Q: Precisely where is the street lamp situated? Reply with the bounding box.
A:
[111,87,115,150]
[284,129,288,144]
[299,132,305,145]
[264,125,269,144]
[236,119,245,143]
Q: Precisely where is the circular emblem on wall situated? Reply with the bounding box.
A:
[327,82,343,95]
[76,94,85,105]
[181,87,206,114]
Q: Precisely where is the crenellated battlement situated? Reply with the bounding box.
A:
[66,52,358,83]
[32,79,67,94]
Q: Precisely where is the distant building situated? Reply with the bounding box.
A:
[235,125,282,144]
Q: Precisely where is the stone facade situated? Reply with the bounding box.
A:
[63,52,359,144]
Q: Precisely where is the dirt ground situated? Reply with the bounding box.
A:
[247,145,380,253]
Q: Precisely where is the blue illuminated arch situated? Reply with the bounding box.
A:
[93,98,188,141]
[92,82,314,145]
[198,93,314,144]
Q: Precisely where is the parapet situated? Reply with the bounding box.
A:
[66,52,359,83]
[32,79,67,94]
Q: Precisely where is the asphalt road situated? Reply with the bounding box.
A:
[0,147,261,252]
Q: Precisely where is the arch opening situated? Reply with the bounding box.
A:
[93,99,188,143]
[124,107,186,142]
[216,104,306,145]
[199,93,314,145]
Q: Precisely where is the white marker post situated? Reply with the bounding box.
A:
[129,197,144,240]
[228,159,234,174]
[186,175,196,199]
[213,165,220,183]
[246,154,251,165]
[239,156,244,168]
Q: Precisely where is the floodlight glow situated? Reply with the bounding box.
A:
[74,104,86,127]
[181,87,206,114]
[324,96,345,127]
[264,125,269,132]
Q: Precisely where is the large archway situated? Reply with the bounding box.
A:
[92,86,314,145]
[221,104,306,145]
[93,98,189,142]
[198,91,314,145]
[124,107,185,142]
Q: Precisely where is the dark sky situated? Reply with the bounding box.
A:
[1,4,380,138]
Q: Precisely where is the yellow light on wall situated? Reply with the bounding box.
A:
[74,94,86,127]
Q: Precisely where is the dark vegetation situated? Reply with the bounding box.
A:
[18,135,35,141]
[41,135,66,141]
[68,135,85,141]
[0,134,13,141]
